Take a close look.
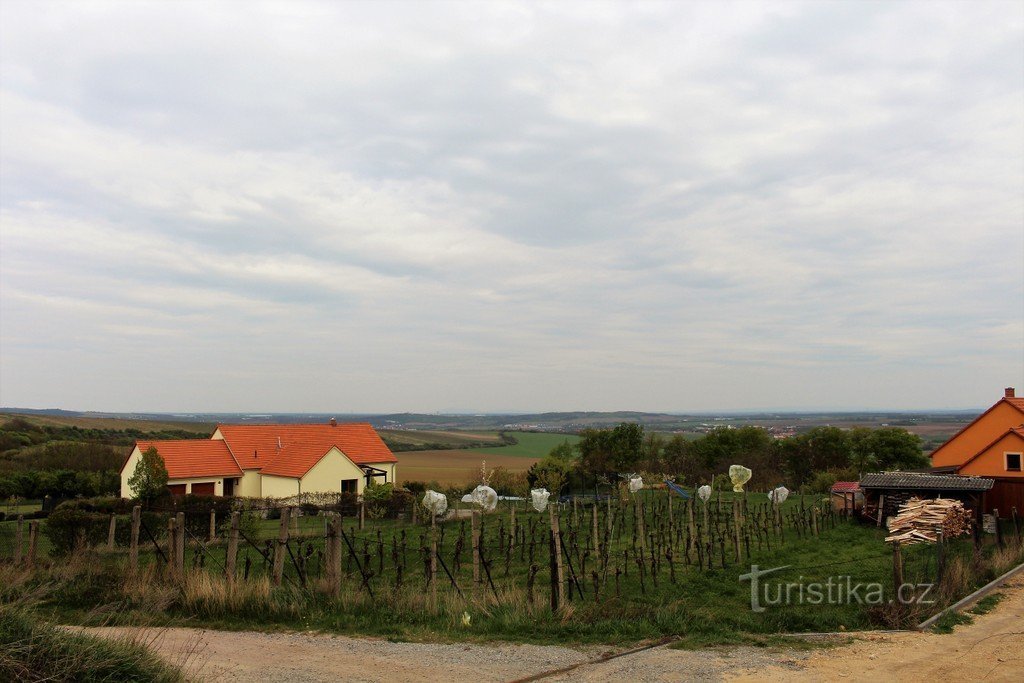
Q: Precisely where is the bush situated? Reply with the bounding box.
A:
[44,498,166,555]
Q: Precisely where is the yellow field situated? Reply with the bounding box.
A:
[396,450,539,485]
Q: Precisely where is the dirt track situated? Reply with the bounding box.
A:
[82,574,1024,682]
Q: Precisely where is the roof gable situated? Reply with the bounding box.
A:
[132,440,243,480]
[929,397,1024,465]
[955,427,1024,473]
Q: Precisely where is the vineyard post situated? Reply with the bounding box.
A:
[430,511,438,606]
[27,521,38,568]
[1012,507,1021,543]
[326,515,342,596]
[591,503,599,555]
[14,515,23,564]
[226,511,240,583]
[167,516,177,576]
[935,527,945,585]
[877,495,885,527]
[209,510,217,542]
[549,504,565,608]
[107,513,117,550]
[174,512,185,575]
[130,506,141,572]
[273,507,291,586]
[733,500,741,563]
[359,502,365,531]
[994,509,1003,549]
[472,511,481,593]
[811,506,819,536]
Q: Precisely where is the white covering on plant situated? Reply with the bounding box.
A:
[461,485,498,512]
[531,488,550,512]
[768,486,789,505]
[422,490,447,516]
[628,476,644,493]
[697,484,712,502]
[729,465,752,492]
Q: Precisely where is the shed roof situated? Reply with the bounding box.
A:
[830,481,861,493]
[859,472,994,492]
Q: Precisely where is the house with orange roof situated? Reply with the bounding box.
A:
[120,419,398,498]
[928,387,1024,515]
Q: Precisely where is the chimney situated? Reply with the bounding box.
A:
[277,436,282,450]
[330,417,337,427]
[1006,387,1016,398]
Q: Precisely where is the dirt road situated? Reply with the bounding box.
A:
[82,575,1024,682]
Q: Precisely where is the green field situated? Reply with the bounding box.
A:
[469,432,579,458]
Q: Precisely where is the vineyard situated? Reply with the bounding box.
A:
[4,485,1020,645]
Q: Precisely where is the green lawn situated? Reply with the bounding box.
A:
[469,432,579,458]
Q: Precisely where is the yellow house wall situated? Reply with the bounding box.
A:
[120,446,142,498]
[300,448,367,494]
[261,475,300,498]
[958,433,1024,478]
[238,470,263,497]
[931,402,1024,467]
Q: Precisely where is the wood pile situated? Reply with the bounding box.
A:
[885,497,972,545]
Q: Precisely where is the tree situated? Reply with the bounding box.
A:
[127,447,168,501]
[577,423,645,477]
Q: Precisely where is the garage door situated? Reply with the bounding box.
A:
[191,482,216,496]
[167,484,186,497]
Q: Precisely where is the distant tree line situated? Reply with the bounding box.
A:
[527,423,929,495]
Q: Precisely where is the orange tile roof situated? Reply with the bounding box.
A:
[133,440,243,480]
[216,422,397,476]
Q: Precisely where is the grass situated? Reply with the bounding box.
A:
[969,592,1003,615]
[0,603,185,682]
[5,493,1020,649]
[931,610,973,634]
[469,432,580,458]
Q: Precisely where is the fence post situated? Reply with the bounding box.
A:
[892,541,904,594]
[935,527,945,585]
[592,503,599,554]
[811,506,819,536]
[14,515,23,564]
[226,511,240,583]
[359,502,365,531]
[326,515,341,595]
[734,500,742,563]
[27,521,38,568]
[130,506,141,571]
[209,509,217,542]
[1012,507,1021,543]
[994,508,1004,549]
[175,512,185,575]
[107,513,117,550]
[273,507,290,586]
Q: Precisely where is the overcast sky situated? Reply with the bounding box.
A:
[1,1,1022,414]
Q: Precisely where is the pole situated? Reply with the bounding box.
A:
[226,511,240,583]
[14,514,24,564]
[209,509,217,542]
[27,521,38,568]
[273,507,290,586]
[175,512,185,575]
[130,506,141,572]
[107,513,117,550]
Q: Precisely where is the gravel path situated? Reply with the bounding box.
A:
[79,574,1024,682]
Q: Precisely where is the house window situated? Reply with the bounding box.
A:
[341,479,358,493]
[1007,453,1022,472]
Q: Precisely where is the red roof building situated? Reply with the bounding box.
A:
[120,420,398,499]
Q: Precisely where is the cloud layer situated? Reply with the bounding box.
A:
[1,1,1022,412]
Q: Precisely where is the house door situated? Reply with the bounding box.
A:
[223,478,235,497]
[167,484,186,497]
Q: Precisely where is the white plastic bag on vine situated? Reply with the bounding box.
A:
[531,488,550,512]
[422,490,448,516]
[468,485,498,512]
[768,486,789,505]
[729,465,752,492]
[628,476,644,493]
[697,484,712,502]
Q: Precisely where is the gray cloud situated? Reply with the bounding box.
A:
[1,0,1021,413]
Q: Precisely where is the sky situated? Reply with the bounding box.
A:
[1,1,1022,414]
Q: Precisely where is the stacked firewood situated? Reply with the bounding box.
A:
[885,497,972,545]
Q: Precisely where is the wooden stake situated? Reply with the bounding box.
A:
[14,515,23,564]
[359,501,365,530]
[877,494,885,528]
[175,512,185,575]
[591,503,599,554]
[549,504,565,608]
[472,511,481,591]
[430,512,438,606]
[326,515,342,595]
[273,507,290,586]
[209,509,217,542]
[892,541,904,593]
[167,516,177,575]
[130,506,141,572]
[226,511,240,583]
[107,513,117,550]
[27,521,38,568]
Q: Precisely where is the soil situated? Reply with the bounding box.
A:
[79,574,1024,682]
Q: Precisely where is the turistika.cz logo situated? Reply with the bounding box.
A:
[739,565,935,613]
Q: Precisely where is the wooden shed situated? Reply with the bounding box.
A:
[859,472,994,525]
